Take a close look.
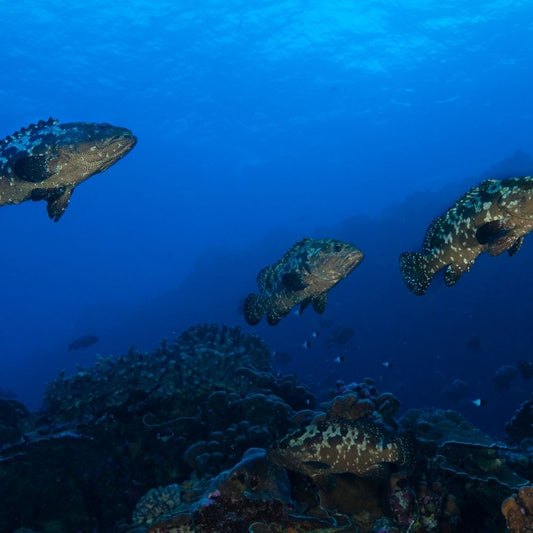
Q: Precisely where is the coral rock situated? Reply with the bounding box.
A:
[502,486,533,533]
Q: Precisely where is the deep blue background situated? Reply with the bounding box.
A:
[1,1,533,438]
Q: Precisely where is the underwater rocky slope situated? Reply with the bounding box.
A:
[1,324,533,532]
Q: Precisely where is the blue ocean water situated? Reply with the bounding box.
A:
[1,0,532,441]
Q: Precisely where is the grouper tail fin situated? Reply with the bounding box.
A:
[243,293,266,325]
[399,252,432,296]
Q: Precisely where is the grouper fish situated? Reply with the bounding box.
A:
[400,176,533,295]
[244,238,363,326]
[269,418,414,478]
[0,118,136,221]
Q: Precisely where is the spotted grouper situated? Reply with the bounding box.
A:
[269,418,414,478]
[400,176,533,295]
[244,237,364,326]
[0,118,136,221]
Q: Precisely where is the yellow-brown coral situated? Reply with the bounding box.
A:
[326,393,375,421]
[501,486,533,533]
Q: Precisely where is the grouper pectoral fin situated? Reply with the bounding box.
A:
[302,460,330,473]
[30,185,72,221]
[46,187,73,222]
[13,155,54,183]
[508,236,524,256]
[488,233,520,256]
[312,293,327,314]
[475,220,509,245]
[444,262,472,287]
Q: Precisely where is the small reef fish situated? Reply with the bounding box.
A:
[382,361,392,368]
[333,355,344,363]
[269,418,414,478]
[399,176,533,295]
[472,398,488,407]
[0,118,136,221]
[244,238,363,326]
[68,335,99,351]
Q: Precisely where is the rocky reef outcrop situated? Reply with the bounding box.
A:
[3,325,533,532]
[0,324,311,532]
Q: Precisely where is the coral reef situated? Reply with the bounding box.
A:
[494,364,519,391]
[4,327,533,533]
[501,486,533,533]
[388,473,459,532]
[0,397,34,446]
[401,408,529,489]
[0,324,310,533]
[43,324,273,423]
[443,378,469,403]
[506,394,533,445]
[400,408,532,532]
[326,378,400,427]
[132,484,183,526]
[131,448,355,532]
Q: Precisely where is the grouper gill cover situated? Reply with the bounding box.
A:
[0,118,136,221]
[399,176,533,295]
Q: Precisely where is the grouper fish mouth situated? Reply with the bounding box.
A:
[0,118,137,221]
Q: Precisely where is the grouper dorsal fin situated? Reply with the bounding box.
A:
[312,293,327,314]
[0,118,58,150]
[13,155,54,183]
[256,266,271,291]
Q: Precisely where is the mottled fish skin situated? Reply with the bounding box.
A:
[400,176,533,295]
[244,237,364,326]
[0,118,137,221]
[269,418,414,478]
